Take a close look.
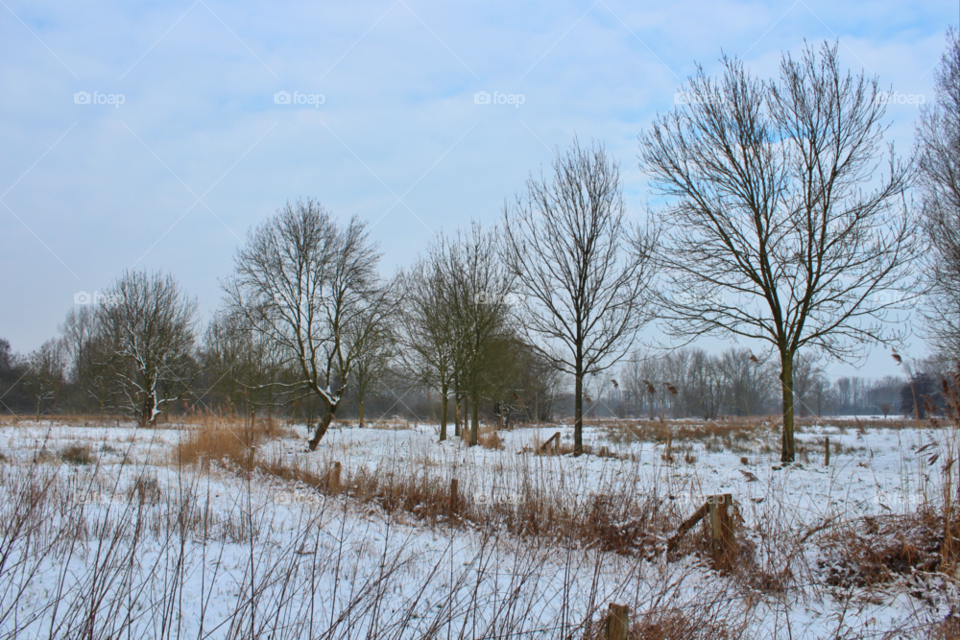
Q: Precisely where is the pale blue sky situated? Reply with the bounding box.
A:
[1,0,955,379]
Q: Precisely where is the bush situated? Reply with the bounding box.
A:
[59,443,94,465]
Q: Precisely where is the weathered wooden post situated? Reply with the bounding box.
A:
[328,461,342,494]
[605,603,629,640]
[450,478,459,516]
[538,431,561,453]
[824,437,830,466]
[708,493,734,570]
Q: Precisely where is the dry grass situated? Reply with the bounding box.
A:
[523,431,630,460]
[477,427,504,449]
[1,412,957,638]
[173,414,291,470]
[59,442,95,465]
[818,505,960,588]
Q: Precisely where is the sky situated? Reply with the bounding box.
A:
[0,0,955,381]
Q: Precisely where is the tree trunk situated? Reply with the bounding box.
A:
[470,389,479,446]
[440,385,448,442]
[358,400,365,428]
[780,352,796,463]
[454,384,461,437]
[308,403,337,451]
[574,357,584,456]
[142,389,156,429]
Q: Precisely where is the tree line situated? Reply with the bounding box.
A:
[1,35,958,463]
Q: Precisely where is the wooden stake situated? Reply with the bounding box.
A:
[667,501,710,553]
[450,478,459,517]
[538,431,561,453]
[328,461,342,494]
[708,493,734,570]
[604,603,629,640]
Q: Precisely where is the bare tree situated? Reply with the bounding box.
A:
[350,305,396,428]
[399,246,459,440]
[917,28,960,355]
[718,349,776,417]
[23,339,66,420]
[791,351,829,417]
[95,270,198,427]
[203,309,286,420]
[58,306,95,386]
[686,349,728,420]
[503,139,658,455]
[447,223,515,446]
[224,199,390,450]
[639,43,918,462]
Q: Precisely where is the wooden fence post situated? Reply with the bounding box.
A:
[605,603,629,640]
[328,461,342,494]
[667,501,710,553]
[450,478,459,517]
[538,431,561,453]
[824,437,830,466]
[708,493,734,570]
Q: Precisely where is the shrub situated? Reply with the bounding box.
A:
[59,443,94,465]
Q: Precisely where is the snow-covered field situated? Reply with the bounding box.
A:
[0,417,956,639]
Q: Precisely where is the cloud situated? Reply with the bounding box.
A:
[0,0,954,378]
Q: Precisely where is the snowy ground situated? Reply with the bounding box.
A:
[0,417,956,639]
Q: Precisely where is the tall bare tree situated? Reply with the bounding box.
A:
[202,309,286,420]
[224,199,391,450]
[917,28,960,356]
[719,349,776,417]
[95,270,198,427]
[503,138,657,455]
[23,339,66,421]
[446,223,515,446]
[639,43,918,462]
[400,250,458,440]
[350,304,396,428]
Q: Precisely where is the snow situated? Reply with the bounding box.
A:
[0,418,955,638]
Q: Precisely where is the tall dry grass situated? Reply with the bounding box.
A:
[1,410,957,638]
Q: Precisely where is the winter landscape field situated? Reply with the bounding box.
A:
[1,414,957,639]
[3,1,959,639]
